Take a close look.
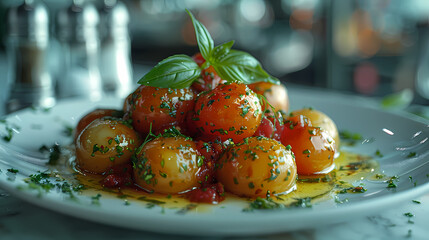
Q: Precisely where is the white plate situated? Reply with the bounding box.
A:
[0,89,429,236]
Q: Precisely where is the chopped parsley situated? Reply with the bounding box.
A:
[91,194,102,205]
[7,168,19,174]
[339,130,362,145]
[375,149,383,158]
[19,171,84,199]
[386,176,399,189]
[39,144,61,165]
[62,124,74,137]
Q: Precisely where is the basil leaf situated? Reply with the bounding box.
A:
[212,50,280,84]
[211,40,234,62]
[138,54,201,89]
[187,10,214,61]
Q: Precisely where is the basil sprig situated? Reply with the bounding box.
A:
[138,55,200,88]
[138,10,279,88]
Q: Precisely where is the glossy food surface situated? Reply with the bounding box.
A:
[189,83,262,142]
[216,137,297,197]
[129,85,195,135]
[133,136,203,194]
[75,118,141,174]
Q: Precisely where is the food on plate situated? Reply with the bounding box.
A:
[73,10,339,204]
[191,53,226,92]
[133,136,204,194]
[281,115,336,175]
[248,81,289,114]
[289,108,340,150]
[75,118,142,173]
[216,137,297,197]
[74,109,124,140]
[126,85,195,135]
[188,82,262,143]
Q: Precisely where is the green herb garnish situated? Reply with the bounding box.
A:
[138,10,278,89]
[7,168,19,174]
[40,144,62,165]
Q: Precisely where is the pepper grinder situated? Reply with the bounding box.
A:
[56,0,102,101]
[5,0,56,113]
[98,0,133,98]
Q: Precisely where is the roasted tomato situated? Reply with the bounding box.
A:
[216,137,297,197]
[281,115,336,175]
[75,109,124,140]
[75,118,142,174]
[133,136,203,194]
[191,53,226,93]
[253,117,275,139]
[128,85,195,135]
[122,92,133,120]
[102,163,133,188]
[253,111,284,141]
[248,82,289,114]
[192,52,206,67]
[289,108,340,150]
[189,83,262,143]
[187,182,225,204]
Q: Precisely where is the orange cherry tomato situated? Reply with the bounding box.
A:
[290,108,340,150]
[128,85,195,135]
[75,109,123,140]
[133,136,203,194]
[216,137,297,197]
[281,115,336,175]
[248,82,289,114]
[75,118,142,174]
[189,83,262,143]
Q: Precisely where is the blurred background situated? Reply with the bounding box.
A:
[1,0,429,114]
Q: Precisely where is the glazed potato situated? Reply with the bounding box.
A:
[133,137,203,194]
[216,137,297,197]
[128,85,195,135]
[281,115,335,175]
[248,82,289,113]
[75,109,123,140]
[75,118,141,174]
[189,83,262,143]
[289,108,339,150]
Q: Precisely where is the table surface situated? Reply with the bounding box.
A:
[1,55,429,240]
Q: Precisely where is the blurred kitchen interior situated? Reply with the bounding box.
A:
[1,0,429,110]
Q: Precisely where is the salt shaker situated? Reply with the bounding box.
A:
[415,17,429,102]
[98,0,133,98]
[56,0,102,101]
[5,0,56,113]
